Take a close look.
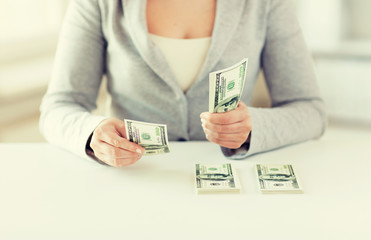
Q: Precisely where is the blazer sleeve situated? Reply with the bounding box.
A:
[223,0,327,159]
[39,0,109,160]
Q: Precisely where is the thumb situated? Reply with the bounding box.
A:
[110,118,127,139]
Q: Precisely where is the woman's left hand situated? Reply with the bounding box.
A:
[200,101,252,149]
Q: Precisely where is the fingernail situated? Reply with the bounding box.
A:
[136,148,142,154]
[201,118,206,124]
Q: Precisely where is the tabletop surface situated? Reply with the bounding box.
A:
[1,125,370,240]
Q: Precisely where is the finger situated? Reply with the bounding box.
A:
[98,142,140,158]
[101,156,136,167]
[112,153,142,167]
[200,102,249,125]
[92,140,140,161]
[97,130,144,154]
[115,157,141,167]
[202,120,251,134]
[205,134,244,149]
[94,148,140,167]
[93,150,118,167]
[110,119,128,139]
[237,101,247,108]
[203,128,249,143]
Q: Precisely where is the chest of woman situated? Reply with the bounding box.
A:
[146,0,216,39]
[103,0,265,99]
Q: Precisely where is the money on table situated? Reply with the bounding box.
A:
[255,164,304,194]
[124,119,170,155]
[195,163,241,193]
[209,58,248,113]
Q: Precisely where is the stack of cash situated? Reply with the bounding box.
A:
[209,58,248,113]
[124,119,170,155]
[255,164,304,194]
[195,163,241,193]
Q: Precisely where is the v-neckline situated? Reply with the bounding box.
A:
[123,0,246,96]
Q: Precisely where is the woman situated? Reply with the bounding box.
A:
[40,0,327,167]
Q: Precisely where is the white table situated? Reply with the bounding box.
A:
[1,126,371,240]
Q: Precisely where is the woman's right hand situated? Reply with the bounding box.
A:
[89,118,145,167]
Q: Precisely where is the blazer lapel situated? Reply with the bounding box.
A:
[123,0,184,96]
[189,0,246,92]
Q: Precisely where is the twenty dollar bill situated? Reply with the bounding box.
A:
[256,164,303,194]
[195,163,241,193]
[209,58,248,113]
[124,119,170,155]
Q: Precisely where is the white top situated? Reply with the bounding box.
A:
[148,33,211,92]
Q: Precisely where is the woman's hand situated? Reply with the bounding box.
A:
[89,118,145,167]
[200,101,252,149]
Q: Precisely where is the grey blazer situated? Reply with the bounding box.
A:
[40,0,327,161]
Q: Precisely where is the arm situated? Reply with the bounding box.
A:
[40,0,107,160]
[202,0,327,159]
[247,0,327,157]
[40,0,144,165]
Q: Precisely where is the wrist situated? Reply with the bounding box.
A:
[221,132,251,158]
[85,133,108,166]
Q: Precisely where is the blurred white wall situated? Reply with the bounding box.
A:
[296,0,343,51]
[297,0,371,123]
[0,0,370,142]
[0,0,70,142]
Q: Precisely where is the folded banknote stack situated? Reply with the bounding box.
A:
[255,164,304,194]
[195,163,241,193]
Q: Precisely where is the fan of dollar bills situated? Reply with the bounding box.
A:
[209,58,248,113]
[124,119,170,155]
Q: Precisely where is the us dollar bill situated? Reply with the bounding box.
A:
[256,164,304,194]
[209,58,248,113]
[195,163,241,193]
[124,119,170,155]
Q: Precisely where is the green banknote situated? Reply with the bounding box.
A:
[209,58,248,113]
[195,163,240,193]
[124,119,170,155]
[256,164,304,194]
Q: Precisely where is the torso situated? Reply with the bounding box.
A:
[146,0,217,39]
